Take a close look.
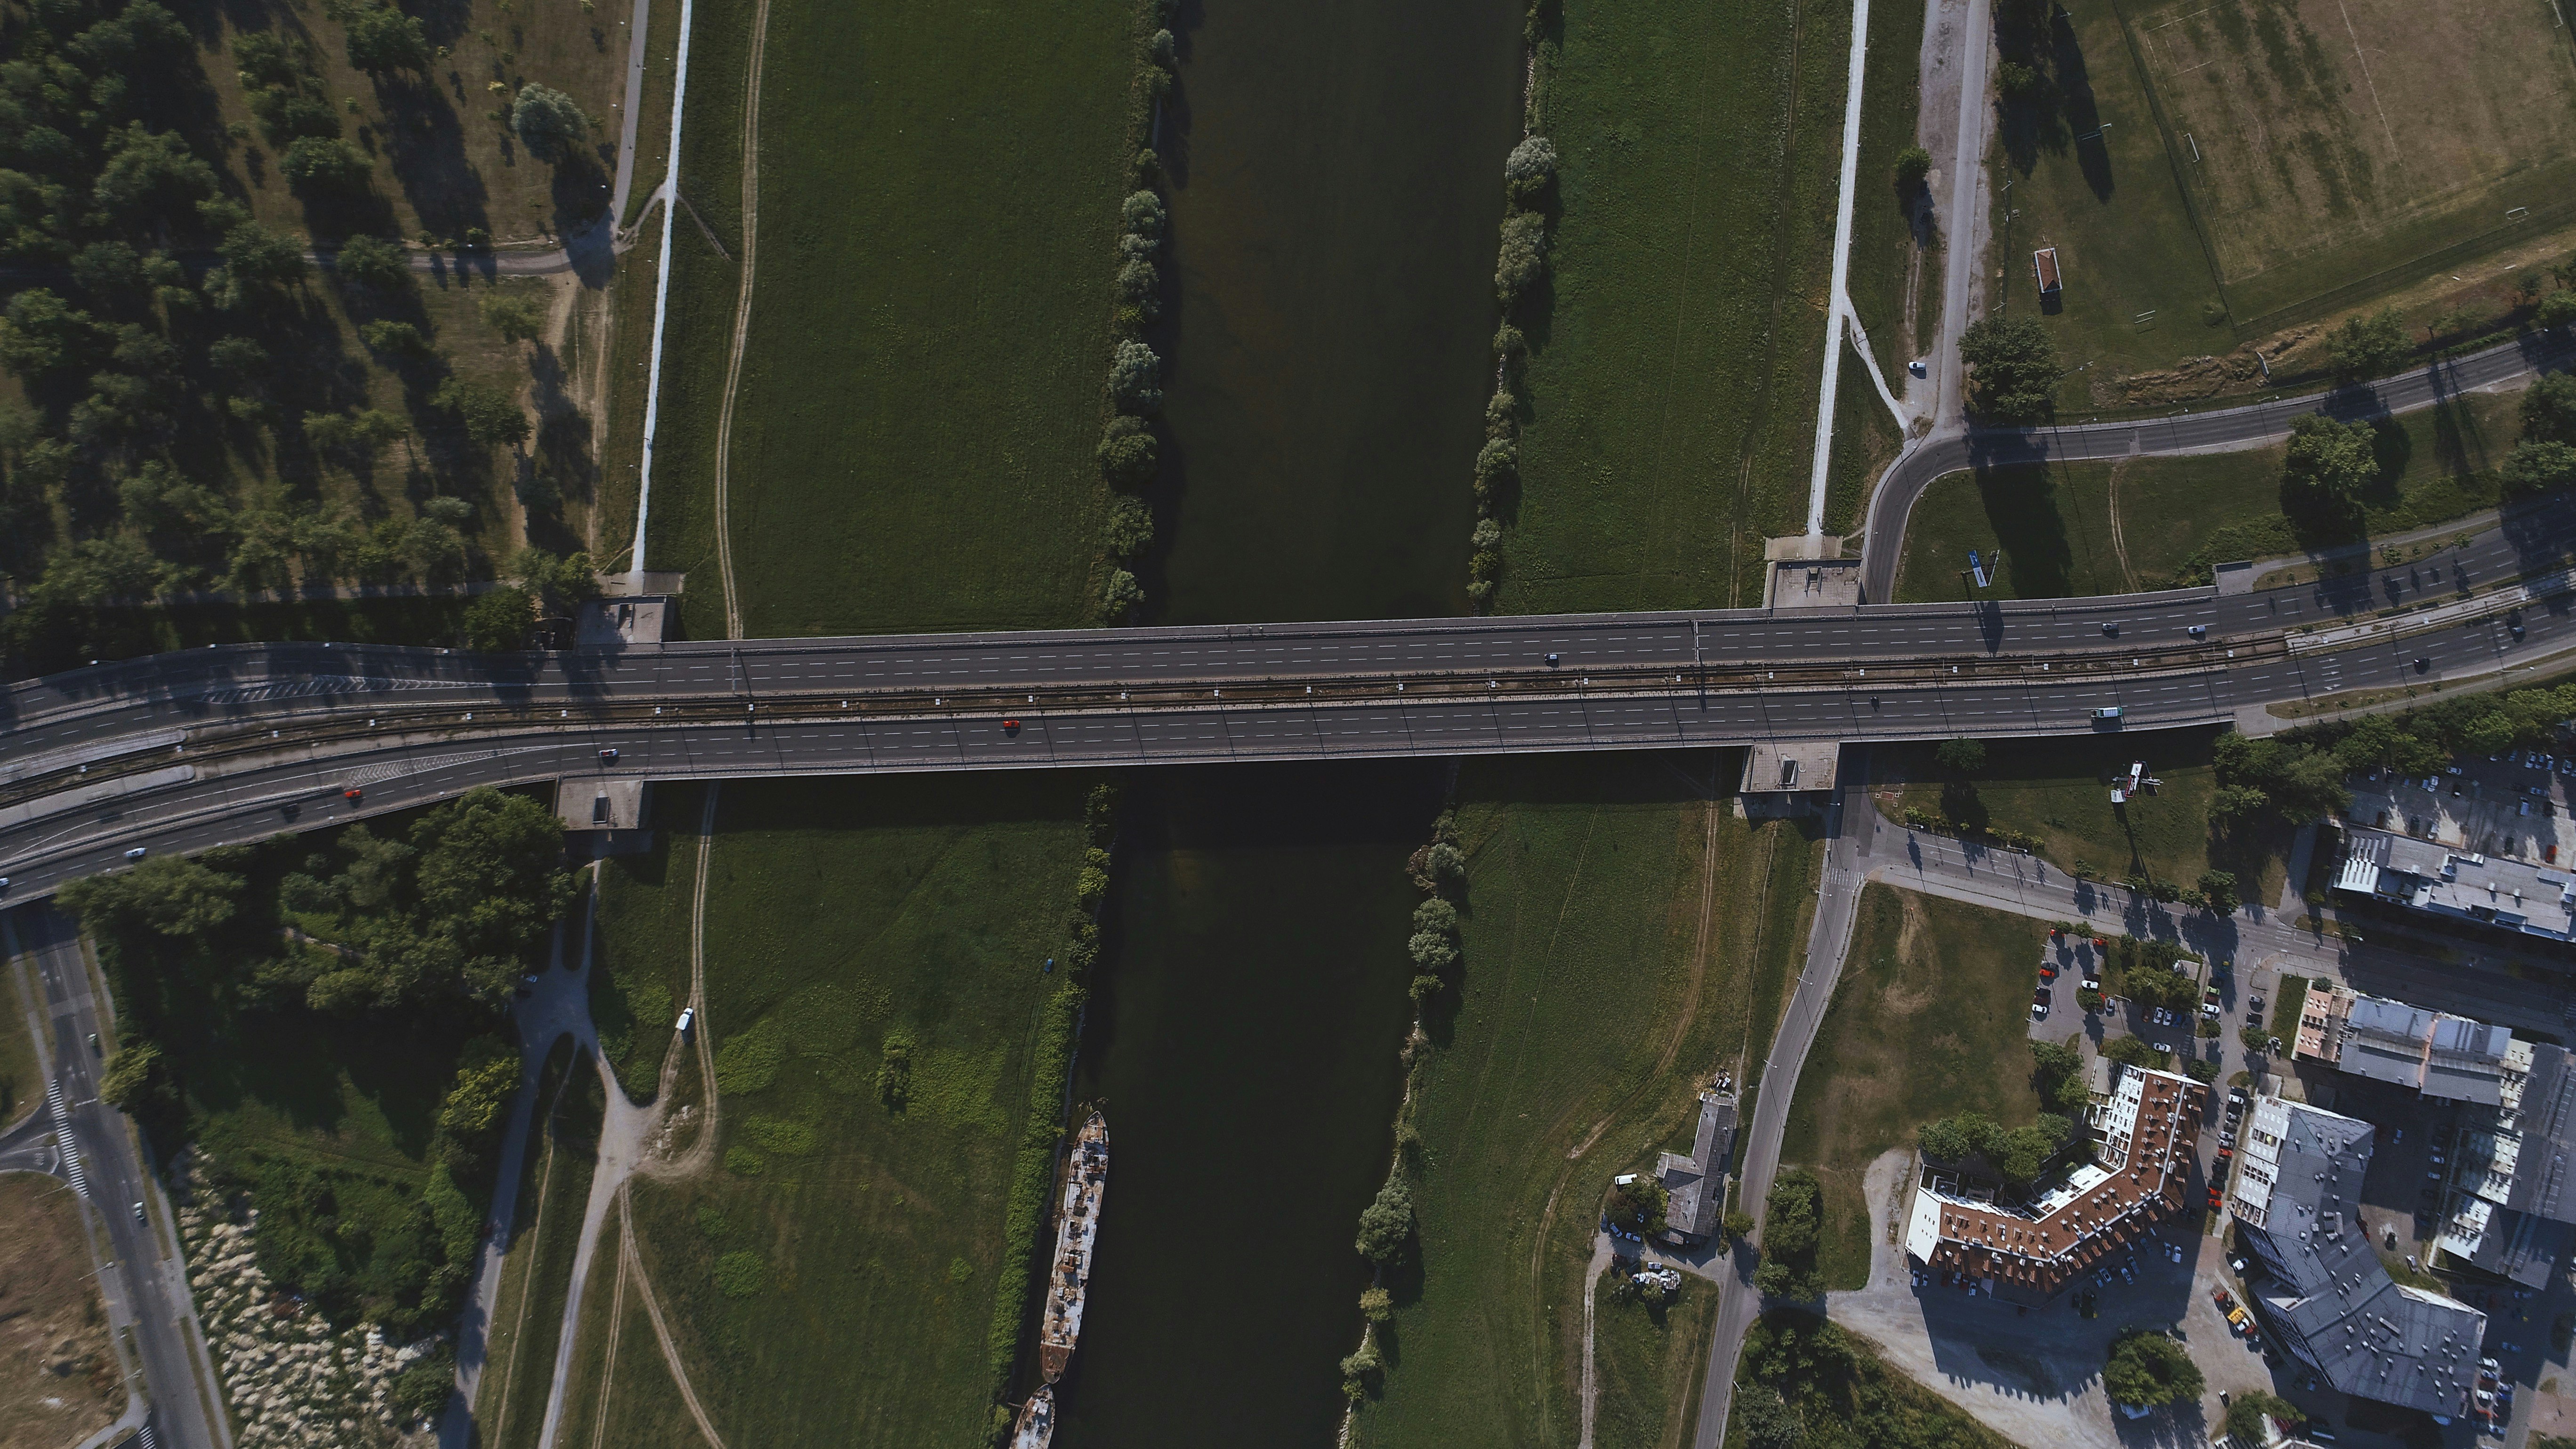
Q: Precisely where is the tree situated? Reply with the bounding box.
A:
[1097,416,1157,486]
[2503,440,2576,495]
[1763,1171,1821,1258]
[334,234,412,290]
[479,290,547,345]
[462,585,533,652]
[1494,211,1547,301]
[359,319,428,355]
[1121,189,1167,241]
[1108,340,1162,413]
[1934,738,1986,773]
[0,289,109,385]
[511,84,593,162]
[510,547,598,618]
[412,788,577,962]
[91,124,217,223]
[2523,371,2576,447]
[2103,1328,2204,1409]
[2325,307,2409,382]
[1893,145,1933,191]
[1359,1286,1392,1323]
[1958,315,2059,422]
[2197,869,2238,914]
[98,1037,169,1111]
[1354,1172,1414,1263]
[59,853,242,938]
[1103,495,1153,559]
[281,136,372,191]
[2281,413,2378,501]
[2226,1389,2294,1445]
[344,1,429,73]
[2540,291,2576,330]
[217,220,309,286]
[1738,1388,1803,1449]
[303,407,409,464]
[435,376,531,451]
[1103,568,1144,617]
[1504,135,1557,199]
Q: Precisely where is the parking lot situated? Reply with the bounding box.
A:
[2348,750,2576,867]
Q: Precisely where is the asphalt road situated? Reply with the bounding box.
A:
[1692,753,1876,1449]
[5,905,228,1449]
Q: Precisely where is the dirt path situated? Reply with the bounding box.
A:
[616,1187,728,1449]
[642,785,724,1183]
[2105,459,2138,591]
[709,0,772,642]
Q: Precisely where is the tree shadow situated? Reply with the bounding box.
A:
[2053,9,2114,203]
[1968,458,2075,596]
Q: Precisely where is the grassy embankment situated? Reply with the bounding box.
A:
[1,961,41,1129]
[1994,0,2576,414]
[1892,386,2527,601]
[1889,727,2291,901]
[1593,1276,1723,1449]
[1735,1310,2021,1449]
[612,0,1128,639]
[1826,0,1933,534]
[1504,0,1850,612]
[1779,886,2050,1289]
[471,1036,604,1449]
[581,774,1089,1447]
[1358,751,1825,1448]
[590,785,705,1099]
[0,1174,126,1444]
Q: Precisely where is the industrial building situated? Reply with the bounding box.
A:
[2334,826,2576,942]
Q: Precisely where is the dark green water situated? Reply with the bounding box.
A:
[1150,0,1528,625]
[1057,763,1438,1448]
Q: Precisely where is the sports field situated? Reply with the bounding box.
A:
[1358,751,1822,1448]
[1781,886,2045,1288]
[2134,0,2576,322]
[1505,0,1849,612]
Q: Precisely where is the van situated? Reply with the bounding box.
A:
[2092,706,2124,722]
[675,1007,695,1035]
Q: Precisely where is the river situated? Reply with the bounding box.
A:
[1056,0,1525,1437]
[1147,0,1526,625]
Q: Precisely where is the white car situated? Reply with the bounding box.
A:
[123,847,147,861]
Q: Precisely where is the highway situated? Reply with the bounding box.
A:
[3,906,229,1449]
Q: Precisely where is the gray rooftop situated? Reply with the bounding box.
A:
[2337,825,2576,942]
[2233,1100,2484,1417]
[1658,1094,1739,1241]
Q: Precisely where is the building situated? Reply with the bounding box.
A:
[1656,1093,1739,1245]
[2294,985,2512,1104]
[2433,1037,2576,1287]
[2227,1097,2485,1417]
[2334,826,2576,942]
[2034,246,2062,296]
[1902,1062,2201,1304]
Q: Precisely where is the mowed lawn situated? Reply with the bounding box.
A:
[1893,385,2528,600]
[1358,751,1823,1449]
[1888,727,2290,899]
[605,774,1087,1446]
[1505,0,1848,613]
[1779,885,2049,1288]
[591,785,709,1100]
[698,0,1133,637]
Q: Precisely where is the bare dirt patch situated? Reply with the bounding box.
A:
[2135,0,2576,299]
[0,1174,124,1449]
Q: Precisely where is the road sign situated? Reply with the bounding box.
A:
[1969,550,1991,589]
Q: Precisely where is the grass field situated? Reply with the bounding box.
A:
[1737,1311,2021,1449]
[0,961,40,1131]
[1356,750,1824,1448]
[1779,886,2049,1289]
[1592,1276,1721,1449]
[621,0,1131,639]
[1888,726,2290,899]
[1505,0,1849,612]
[1892,385,2528,600]
[1844,0,1936,401]
[472,1036,604,1449]
[578,773,1086,1446]
[0,1174,123,1449]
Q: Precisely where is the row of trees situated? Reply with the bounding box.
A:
[1465,133,1557,610]
[1087,0,1179,627]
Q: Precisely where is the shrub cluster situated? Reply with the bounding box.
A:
[1469,129,1556,611]
[1088,0,1179,626]
[1752,1169,1825,1301]
[983,781,1124,1417]
[1895,805,2043,854]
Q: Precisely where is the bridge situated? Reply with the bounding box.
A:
[2,334,2571,898]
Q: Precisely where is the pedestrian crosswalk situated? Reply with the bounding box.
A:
[44,1079,88,1200]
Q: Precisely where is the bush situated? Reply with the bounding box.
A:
[713,1249,765,1298]
[1103,569,1144,618]
[2326,307,2409,382]
[345,1,429,72]
[1494,212,1547,301]
[511,84,592,163]
[435,376,530,451]
[281,136,372,191]
[1119,189,1166,241]
[2226,1390,2296,1445]
[1503,135,1556,199]
[461,585,532,652]
[1098,416,1157,486]
[479,291,547,344]
[388,1344,456,1425]
[1934,738,1985,773]
[1893,145,1932,190]
[1354,1172,1414,1263]
[1103,495,1153,559]
[334,234,411,290]
[2504,439,2576,495]
[1359,1285,1392,1322]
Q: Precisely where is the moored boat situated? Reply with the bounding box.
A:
[1010,1387,1055,1449]
[1038,1110,1109,1382]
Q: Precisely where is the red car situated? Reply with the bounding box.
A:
[1001,719,1022,736]
[2040,964,2059,982]
[343,788,362,803]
